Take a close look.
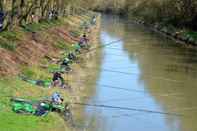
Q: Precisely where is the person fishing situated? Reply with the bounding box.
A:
[79,33,89,48]
[31,12,36,23]
[0,11,5,31]
[68,52,76,61]
[91,16,97,25]
[54,10,58,20]
[48,11,53,20]
[51,92,64,104]
[60,58,71,72]
[73,43,81,53]
[52,72,65,88]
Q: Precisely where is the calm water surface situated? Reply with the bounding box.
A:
[75,15,197,131]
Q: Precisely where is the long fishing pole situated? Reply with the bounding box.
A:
[72,102,183,117]
[66,79,184,100]
[97,84,183,97]
[64,73,184,117]
[81,39,123,55]
[81,66,183,83]
[77,43,195,83]
[104,45,197,61]
[97,84,146,93]
[101,68,183,83]
[100,54,197,74]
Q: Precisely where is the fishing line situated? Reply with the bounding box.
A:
[104,47,126,51]
[172,107,197,112]
[101,65,138,70]
[111,112,146,119]
[105,46,186,56]
[89,46,197,75]
[82,34,152,55]
[105,68,183,83]
[99,56,197,75]
[102,53,128,58]
[67,79,146,94]
[97,84,183,98]
[96,84,146,93]
[82,39,123,55]
[106,47,197,65]
[66,79,185,100]
[65,78,184,117]
[127,51,197,62]
[103,45,197,62]
[72,102,183,117]
[83,66,183,83]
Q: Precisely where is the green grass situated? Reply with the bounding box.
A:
[54,39,72,50]
[69,30,81,38]
[0,13,96,131]
[186,31,197,40]
[0,106,67,131]
[22,19,65,33]
[0,39,17,51]
[0,30,24,41]
[21,66,52,81]
[0,29,25,51]
[0,67,70,131]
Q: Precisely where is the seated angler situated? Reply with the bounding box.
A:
[68,52,77,61]
[73,43,81,53]
[91,16,97,25]
[61,58,70,66]
[52,72,65,88]
[61,58,71,71]
[0,11,5,31]
[79,33,89,48]
[51,92,64,105]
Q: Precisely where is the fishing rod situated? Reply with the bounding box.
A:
[66,79,184,100]
[66,79,146,93]
[81,39,123,55]
[105,46,197,61]
[104,44,197,61]
[71,102,183,117]
[82,66,183,83]
[104,47,125,51]
[89,47,197,72]
[100,55,197,75]
[101,68,183,83]
[86,93,182,105]
[96,84,146,93]
[102,53,128,58]
[111,112,141,119]
[97,84,183,98]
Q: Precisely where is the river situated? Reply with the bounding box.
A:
[74,15,197,131]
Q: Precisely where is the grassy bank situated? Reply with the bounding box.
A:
[0,13,101,131]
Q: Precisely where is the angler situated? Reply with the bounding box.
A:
[67,52,77,61]
[60,58,72,72]
[11,93,72,120]
[51,72,66,88]
[79,33,89,49]
[0,11,5,31]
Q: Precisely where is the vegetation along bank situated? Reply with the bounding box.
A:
[86,0,197,46]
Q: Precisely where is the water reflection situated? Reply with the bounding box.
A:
[124,17,197,131]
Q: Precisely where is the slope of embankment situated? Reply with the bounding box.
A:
[0,13,101,131]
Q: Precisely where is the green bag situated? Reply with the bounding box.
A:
[12,102,36,114]
[73,43,81,50]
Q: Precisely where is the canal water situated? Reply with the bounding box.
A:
[76,15,197,131]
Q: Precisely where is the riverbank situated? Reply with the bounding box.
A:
[0,12,101,131]
[129,17,197,47]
